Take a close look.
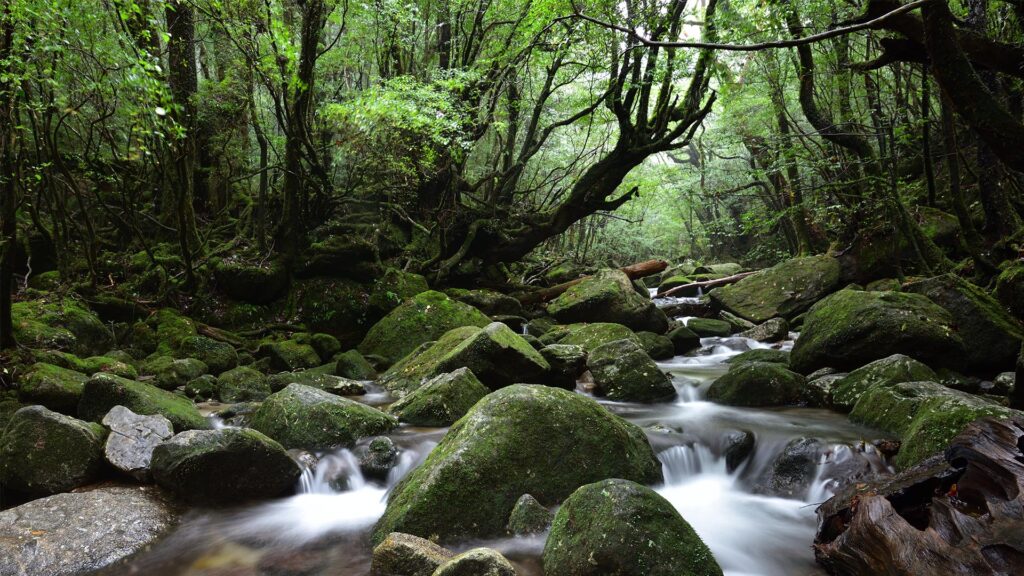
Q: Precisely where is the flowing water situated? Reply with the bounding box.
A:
[116,315,890,576]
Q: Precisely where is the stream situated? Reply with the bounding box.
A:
[115,320,890,576]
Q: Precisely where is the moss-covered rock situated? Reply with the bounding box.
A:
[288,277,372,348]
[543,479,722,576]
[250,384,396,450]
[995,263,1024,321]
[142,356,209,390]
[213,257,289,305]
[686,318,732,338]
[371,385,662,544]
[850,380,1021,468]
[790,289,968,374]
[429,322,550,390]
[904,274,1024,374]
[78,373,207,431]
[446,288,523,317]
[216,366,271,402]
[550,322,641,354]
[151,309,198,356]
[151,427,300,505]
[306,333,341,363]
[184,374,218,401]
[359,291,491,366]
[387,368,490,427]
[726,348,790,366]
[371,532,455,576]
[379,327,480,394]
[656,275,695,296]
[546,269,668,333]
[267,370,366,396]
[587,339,675,403]
[544,262,583,285]
[18,363,87,414]
[368,268,431,319]
[540,344,587,389]
[706,361,807,407]
[0,406,106,496]
[12,297,113,356]
[506,494,552,535]
[738,318,790,343]
[432,548,516,576]
[257,339,321,372]
[33,350,138,379]
[914,205,961,250]
[667,325,701,355]
[334,349,376,380]
[830,354,937,412]
[636,331,675,360]
[178,336,238,375]
[709,255,842,323]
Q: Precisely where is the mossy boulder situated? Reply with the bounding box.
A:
[706,361,807,407]
[216,366,272,402]
[686,318,732,338]
[790,289,968,374]
[178,336,238,375]
[995,263,1024,321]
[12,297,113,356]
[426,322,550,390]
[18,363,88,414]
[387,368,490,427]
[184,375,218,401]
[544,262,583,285]
[213,257,289,305]
[543,479,723,576]
[369,268,431,319]
[0,406,107,496]
[914,205,961,250]
[904,274,1024,374]
[379,326,480,394]
[249,384,396,450]
[371,533,454,576]
[142,356,209,390]
[727,348,790,366]
[738,318,790,343]
[432,548,517,576]
[334,349,376,380]
[372,385,662,544]
[850,380,1021,468]
[709,255,842,323]
[359,291,491,366]
[151,309,198,356]
[506,493,553,535]
[267,370,366,396]
[306,333,342,362]
[540,344,587,389]
[637,331,675,360]
[667,325,701,355]
[587,339,675,403]
[288,277,372,348]
[151,428,300,505]
[546,269,668,333]
[256,339,321,372]
[33,350,138,379]
[446,288,524,317]
[550,323,641,354]
[830,354,937,412]
[78,373,207,432]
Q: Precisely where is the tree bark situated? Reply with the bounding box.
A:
[0,1,17,349]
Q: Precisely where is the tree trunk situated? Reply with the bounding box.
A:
[0,0,16,349]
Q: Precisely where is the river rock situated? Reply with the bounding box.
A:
[636,331,675,360]
[258,339,322,372]
[804,373,847,408]
[759,437,823,499]
[0,485,178,576]
[707,361,806,407]
[151,427,300,505]
[667,325,701,354]
[738,317,789,343]
[726,348,790,366]
[447,288,524,317]
[372,385,662,544]
[372,532,455,576]
[183,374,217,401]
[18,362,87,414]
[268,370,366,396]
[335,349,377,380]
[380,327,479,393]
[216,365,272,401]
[101,405,173,481]
[718,310,756,331]
[709,255,841,323]
[547,322,642,353]
[432,548,517,576]
[0,406,106,496]
[686,318,732,338]
[829,354,937,411]
[587,339,676,402]
[359,291,491,366]
[546,269,668,333]
[790,289,968,374]
[904,273,1024,374]
[540,344,586,389]
[387,368,489,426]
[724,430,756,472]
[78,373,207,432]
[543,478,722,576]
[358,436,399,481]
[250,383,397,450]
[33,350,138,379]
[142,356,208,390]
[506,493,552,535]
[178,335,238,375]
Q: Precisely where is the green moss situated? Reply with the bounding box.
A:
[142,356,209,390]
[78,373,208,431]
[152,308,198,356]
[388,367,490,426]
[179,336,239,375]
[686,318,732,338]
[213,257,289,305]
[429,322,550,390]
[709,255,841,323]
[995,263,1024,320]
[554,323,641,353]
[369,268,430,317]
[257,339,321,371]
[587,339,676,402]
[727,348,790,366]
[830,354,937,411]
[636,331,675,360]
[288,277,372,347]
[546,269,668,333]
[266,370,365,396]
[445,288,523,316]
[706,361,807,407]
[216,366,271,402]
[12,297,113,356]
[18,363,87,414]
[334,349,376,380]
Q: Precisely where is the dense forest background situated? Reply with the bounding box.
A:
[0,0,1022,352]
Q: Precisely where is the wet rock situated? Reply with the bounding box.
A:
[178,335,238,375]
[387,368,489,426]
[546,269,668,333]
[760,437,823,499]
[151,427,300,505]
[803,373,846,408]
[723,430,756,473]
[790,289,968,374]
[258,339,322,372]
[726,348,790,366]
[371,532,454,576]
[587,339,676,403]
[78,373,207,432]
[268,370,366,396]
[543,479,722,576]
[368,268,431,319]
[0,485,178,576]
[506,494,552,535]
[707,361,806,407]
[359,436,399,481]
[709,255,841,323]
[102,405,173,481]
[372,385,662,544]
[0,405,106,496]
[686,318,732,338]
[12,297,114,356]
[18,362,87,414]
[807,367,839,380]
[540,344,586,389]
[636,331,675,360]
[216,365,272,402]
[335,349,376,380]
[183,374,218,401]
[718,310,756,332]
[250,383,397,450]
[432,548,517,576]
[830,354,937,411]
[142,356,208,390]
[667,325,701,355]
[548,322,641,354]
[738,317,789,343]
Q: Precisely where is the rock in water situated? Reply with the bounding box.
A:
[0,485,177,575]
[387,368,490,426]
[102,405,173,482]
[371,385,662,544]
[667,325,701,355]
[636,331,675,360]
[372,532,455,576]
[551,322,642,353]
[738,317,790,343]
[829,354,937,411]
[335,349,377,380]
[587,339,676,402]
[432,548,517,576]
[709,255,841,323]
[359,436,399,481]
[506,494,552,535]
[78,373,208,432]
[543,479,722,576]
[546,269,668,333]
[0,405,107,496]
[706,361,806,407]
[151,427,300,505]
[686,318,732,338]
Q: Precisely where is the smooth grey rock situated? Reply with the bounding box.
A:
[102,405,173,481]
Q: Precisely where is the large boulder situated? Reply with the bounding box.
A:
[446,288,524,317]
[257,339,321,372]
[587,339,676,403]
[267,370,366,396]
[830,354,937,411]
[78,373,207,432]
[33,350,138,379]
[0,485,178,576]
[213,257,289,304]
[738,318,790,343]
[101,405,174,481]
[636,331,675,360]
[0,406,106,496]
[18,362,87,414]
[178,335,239,375]
[543,479,723,576]
[215,366,272,402]
[142,356,208,390]
[706,361,807,407]
[371,532,454,576]
[12,297,113,356]
[250,384,397,450]
[904,274,1024,374]
[368,268,431,319]
[709,255,842,323]
[540,344,587,389]
[372,385,662,544]
[790,289,968,374]
[506,493,553,535]
[686,318,732,338]
[359,291,491,366]
[151,428,300,505]
[379,326,480,394]
[544,322,641,353]
[667,325,701,355]
[546,269,668,333]
[335,349,377,380]
[387,368,490,427]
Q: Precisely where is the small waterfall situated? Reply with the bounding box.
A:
[386,441,436,488]
[660,444,728,484]
[299,450,366,494]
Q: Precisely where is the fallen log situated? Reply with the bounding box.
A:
[517,259,668,306]
[660,270,759,298]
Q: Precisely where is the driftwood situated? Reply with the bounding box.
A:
[518,259,668,305]
[659,270,759,298]
[814,416,1024,576]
